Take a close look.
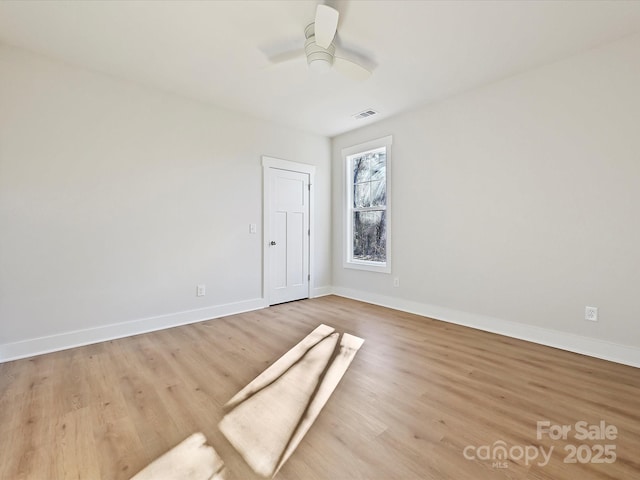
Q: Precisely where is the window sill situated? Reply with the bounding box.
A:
[344,260,391,274]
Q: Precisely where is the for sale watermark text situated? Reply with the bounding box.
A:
[536,420,617,441]
[463,420,618,468]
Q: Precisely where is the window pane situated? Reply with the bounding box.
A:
[370,153,386,182]
[369,180,386,207]
[354,182,370,208]
[353,210,386,262]
[353,156,371,183]
[344,137,391,272]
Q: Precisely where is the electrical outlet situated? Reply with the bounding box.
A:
[393,277,400,287]
[197,284,206,297]
[585,306,598,322]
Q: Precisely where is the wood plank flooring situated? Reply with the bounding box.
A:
[1,295,639,479]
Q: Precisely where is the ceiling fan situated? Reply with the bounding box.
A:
[266,4,372,81]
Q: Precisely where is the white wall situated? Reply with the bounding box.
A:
[0,45,331,359]
[332,34,640,362]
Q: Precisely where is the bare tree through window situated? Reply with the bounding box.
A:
[351,150,386,262]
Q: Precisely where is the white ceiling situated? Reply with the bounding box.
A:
[2,0,640,137]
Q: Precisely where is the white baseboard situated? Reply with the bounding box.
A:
[4,289,638,369]
[0,298,268,363]
[311,286,333,298]
[332,286,640,369]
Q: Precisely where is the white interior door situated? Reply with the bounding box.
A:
[267,168,310,305]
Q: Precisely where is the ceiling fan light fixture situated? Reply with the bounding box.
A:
[268,8,372,81]
[309,57,332,73]
[304,34,335,73]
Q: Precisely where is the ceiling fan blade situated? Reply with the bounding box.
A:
[268,49,305,64]
[333,57,371,81]
[314,4,339,48]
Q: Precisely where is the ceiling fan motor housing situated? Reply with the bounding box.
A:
[304,23,335,70]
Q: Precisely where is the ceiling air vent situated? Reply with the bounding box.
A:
[353,109,378,120]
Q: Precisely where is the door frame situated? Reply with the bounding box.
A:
[262,156,316,305]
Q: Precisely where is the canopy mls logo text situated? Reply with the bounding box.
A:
[463,420,618,469]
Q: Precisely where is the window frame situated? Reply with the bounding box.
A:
[342,135,392,273]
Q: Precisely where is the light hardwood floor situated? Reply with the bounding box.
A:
[1,295,639,479]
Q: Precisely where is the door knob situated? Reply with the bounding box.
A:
[270,241,277,246]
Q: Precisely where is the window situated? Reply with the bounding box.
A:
[343,135,392,273]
